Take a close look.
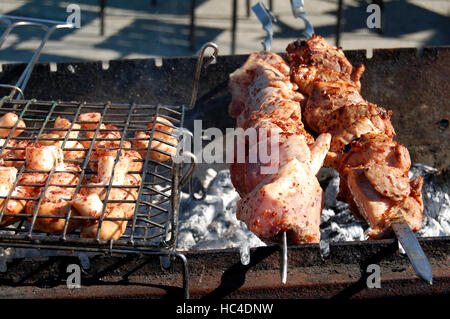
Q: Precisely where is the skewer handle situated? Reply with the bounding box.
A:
[187,42,219,111]
[290,0,315,39]
[252,2,275,51]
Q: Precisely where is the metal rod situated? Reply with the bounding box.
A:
[281,231,287,284]
[231,0,238,55]
[392,222,433,284]
[100,0,106,36]
[290,0,314,39]
[0,85,24,100]
[336,0,343,47]
[252,4,288,284]
[0,15,73,99]
[0,19,13,48]
[252,2,275,52]
[189,0,196,51]
[0,14,74,26]
[188,42,219,111]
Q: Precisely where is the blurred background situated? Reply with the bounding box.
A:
[0,0,449,63]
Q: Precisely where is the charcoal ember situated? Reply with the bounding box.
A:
[321,173,368,242]
[409,164,450,237]
[177,164,449,251]
[178,194,222,241]
[177,230,196,250]
[177,169,265,251]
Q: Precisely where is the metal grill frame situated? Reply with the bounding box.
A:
[0,97,197,253]
[0,15,74,100]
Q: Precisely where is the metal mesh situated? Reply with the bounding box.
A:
[0,97,188,252]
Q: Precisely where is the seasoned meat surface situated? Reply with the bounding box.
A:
[286,36,424,238]
[229,51,330,244]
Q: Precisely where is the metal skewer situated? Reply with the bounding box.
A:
[186,42,218,202]
[252,2,277,52]
[252,2,288,284]
[281,231,288,284]
[290,0,315,38]
[188,42,219,111]
[391,218,433,284]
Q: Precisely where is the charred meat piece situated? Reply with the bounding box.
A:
[337,134,424,238]
[286,36,424,238]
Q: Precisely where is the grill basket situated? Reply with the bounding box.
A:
[0,98,191,252]
[0,15,218,298]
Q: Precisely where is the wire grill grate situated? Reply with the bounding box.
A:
[0,97,190,252]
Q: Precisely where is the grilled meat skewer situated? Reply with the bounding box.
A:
[229,51,331,244]
[286,35,424,239]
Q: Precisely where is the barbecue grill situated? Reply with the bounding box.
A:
[0,16,220,299]
[0,15,448,299]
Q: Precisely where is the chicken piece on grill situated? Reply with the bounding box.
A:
[132,116,178,162]
[76,152,139,240]
[80,206,128,240]
[0,166,19,226]
[1,144,83,234]
[304,80,395,159]
[0,138,24,169]
[27,161,83,234]
[0,160,48,228]
[237,158,322,243]
[51,116,86,160]
[25,144,64,171]
[228,51,331,244]
[230,52,310,140]
[77,112,144,173]
[285,35,364,85]
[285,35,424,238]
[0,112,26,138]
[230,120,327,197]
[0,114,141,240]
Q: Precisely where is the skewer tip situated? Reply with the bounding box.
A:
[418,270,433,286]
[281,231,287,284]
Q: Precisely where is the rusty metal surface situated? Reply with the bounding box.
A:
[0,237,448,299]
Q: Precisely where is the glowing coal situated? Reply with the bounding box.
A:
[176,164,450,253]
